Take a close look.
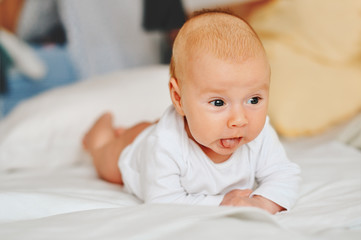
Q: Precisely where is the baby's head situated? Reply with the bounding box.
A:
[169,10,271,163]
[170,10,266,82]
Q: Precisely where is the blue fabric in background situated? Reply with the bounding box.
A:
[0,44,79,118]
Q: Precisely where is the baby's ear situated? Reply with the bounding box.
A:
[169,77,185,116]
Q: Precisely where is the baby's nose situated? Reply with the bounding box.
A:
[227,108,248,128]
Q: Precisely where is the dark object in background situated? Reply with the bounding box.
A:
[143,0,186,63]
[0,44,13,93]
[143,0,186,31]
[27,24,67,45]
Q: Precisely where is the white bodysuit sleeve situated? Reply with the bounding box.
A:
[139,136,224,206]
[250,122,301,210]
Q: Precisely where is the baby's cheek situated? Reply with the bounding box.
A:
[192,129,208,146]
[248,125,263,142]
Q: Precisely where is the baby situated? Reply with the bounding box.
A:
[83,10,301,214]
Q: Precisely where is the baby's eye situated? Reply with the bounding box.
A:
[210,99,225,107]
[247,97,260,105]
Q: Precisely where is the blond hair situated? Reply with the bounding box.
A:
[170,10,265,80]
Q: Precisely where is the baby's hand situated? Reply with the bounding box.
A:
[220,189,253,206]
[220,189,284,214]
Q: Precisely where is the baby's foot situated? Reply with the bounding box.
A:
[114,127,126,137]
[83,113,116,152]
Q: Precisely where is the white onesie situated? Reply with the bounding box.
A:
[119,106,301,210]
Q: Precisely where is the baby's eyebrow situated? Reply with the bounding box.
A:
[251,81,270,92]
[246,88,266,95]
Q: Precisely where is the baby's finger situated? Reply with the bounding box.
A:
[239,189,253,197]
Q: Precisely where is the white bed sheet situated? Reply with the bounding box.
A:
[0,65,360,239]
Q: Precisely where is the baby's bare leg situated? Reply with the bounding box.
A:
[91,137,125,184]
[83,113,116,151]
[83,113,123,183]
[83,114,153,184]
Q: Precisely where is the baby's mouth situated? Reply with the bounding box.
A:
[220,137,242,149]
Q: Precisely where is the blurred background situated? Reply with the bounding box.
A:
[0,0,360,138]
[0,0,263,118]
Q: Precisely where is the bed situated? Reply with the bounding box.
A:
[0,65,360,239]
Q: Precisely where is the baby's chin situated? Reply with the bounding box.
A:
[199,142,240,163]
[215,144,239,156]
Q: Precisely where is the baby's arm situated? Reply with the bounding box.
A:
[235,120,301,213]
[220,189,284,214]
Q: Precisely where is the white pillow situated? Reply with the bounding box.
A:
[0,65,171,171]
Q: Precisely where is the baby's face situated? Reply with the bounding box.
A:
[179,52,270,163]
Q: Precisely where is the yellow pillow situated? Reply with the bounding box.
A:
[249,0,361,137]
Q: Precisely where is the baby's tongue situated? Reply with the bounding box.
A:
[221,138,239,148]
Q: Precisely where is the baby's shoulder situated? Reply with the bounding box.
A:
[153,106,185,142]
[122,108,182,156]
